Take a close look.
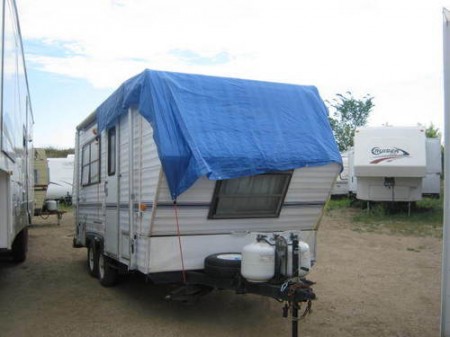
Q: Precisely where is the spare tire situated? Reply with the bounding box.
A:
[204,253,242,279]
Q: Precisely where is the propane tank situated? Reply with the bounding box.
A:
[241,236,275,283]
[281,241,311,278]
[46,200,58,212]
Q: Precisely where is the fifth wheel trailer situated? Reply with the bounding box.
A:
[73,70,341,330]
[346,135,441,199]
[352,126,427,203]
[0,0,34,262]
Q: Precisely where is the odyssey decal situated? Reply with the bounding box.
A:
[370,147,410,164]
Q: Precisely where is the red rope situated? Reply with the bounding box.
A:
[173,201,187,283]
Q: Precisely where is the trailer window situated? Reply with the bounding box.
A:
[81,138,100,186]
[108,127,116,176]
[209,171,292,219]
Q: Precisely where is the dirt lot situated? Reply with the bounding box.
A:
[0,210,442,337]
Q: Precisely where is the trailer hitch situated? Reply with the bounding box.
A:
[278,279,315,337]
[282,234,315,337]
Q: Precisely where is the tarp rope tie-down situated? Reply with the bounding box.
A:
[173,200,187,283]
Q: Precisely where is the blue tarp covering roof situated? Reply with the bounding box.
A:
[96,69,341,199]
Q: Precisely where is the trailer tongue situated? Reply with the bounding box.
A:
[165,232,315,337]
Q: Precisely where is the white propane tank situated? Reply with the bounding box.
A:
[46,200,58,212]
[281,241,312,278]
[241,239,275,283]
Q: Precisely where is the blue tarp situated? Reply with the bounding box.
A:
[96,69,341,199]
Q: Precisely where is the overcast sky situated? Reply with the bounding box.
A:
[18,0,447,148]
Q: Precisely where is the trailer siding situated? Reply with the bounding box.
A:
[75,124,105,236]
[147,230,319,273]
[150,164,339,236]
[132,111,160,236]
[0,0,34,252]
[75,109,340,274]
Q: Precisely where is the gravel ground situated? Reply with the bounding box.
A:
[0,210,442,337]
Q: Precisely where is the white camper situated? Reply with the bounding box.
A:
[73,71,341,321]
[33,148,49,215]
[422,137,442,197]
[347,148,357,196]
[353,126,427,203]
[0,0,34,262]
[47,154,74,204]
[331,152,349,196]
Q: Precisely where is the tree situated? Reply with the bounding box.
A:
[327,92,374,152]
[421,123,443,177]
[424,123,441,139]
[43,147,75,158]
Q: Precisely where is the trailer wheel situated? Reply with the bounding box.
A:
[11,228,28,263]
[98,250,118,287]
[87,242,99,277]
[204,253,241,279]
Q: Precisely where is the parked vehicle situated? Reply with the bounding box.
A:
[348,147,357,196]
[331,151,349,196]
[0,0,34,262]
[73,70,341,332]
[422,137,442,197]
[352,126,427,205]
[33,148,49,215]
[335,134,441,200]
[47,154,74,205]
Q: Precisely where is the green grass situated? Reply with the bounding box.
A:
[326,196,443,238]
[325,197,353,212]
[58,203,73,212]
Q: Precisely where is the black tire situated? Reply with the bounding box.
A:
[204,253,241,279]
[11,228,28,263]
[98,249,118,287]
[87,242,99,277]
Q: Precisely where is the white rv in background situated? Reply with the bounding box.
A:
[73,69,341,318]
[347,148,357,195]
[422,137,442,197]
[352,126,427,203]
[331,152,349,196]
[344,136,441,199]
[47,155,74,203]
[0,0,34,262]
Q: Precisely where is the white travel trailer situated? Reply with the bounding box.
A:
[353,126,427,203]
[347,148,357,195]
[331,151,349,196]
[47,154,74,203]
[0,0,34,262]
[422,137,442,197]
[33,148,49,215]
[73,70,341,322]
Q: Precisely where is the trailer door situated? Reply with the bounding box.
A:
[104,127,119,256]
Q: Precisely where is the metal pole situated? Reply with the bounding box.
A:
[292,234,299,337]
[442,8,450,337]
